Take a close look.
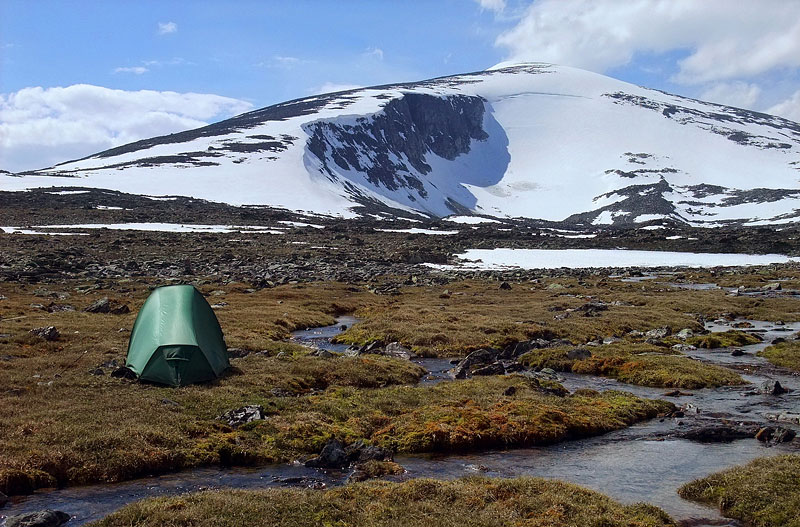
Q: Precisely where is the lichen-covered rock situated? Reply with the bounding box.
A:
[29,326,59,341]
[218,405,266,427]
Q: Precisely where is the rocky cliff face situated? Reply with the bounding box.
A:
[305,93,489,202]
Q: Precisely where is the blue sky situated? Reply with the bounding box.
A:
[2,0,800,172]
[1,1,510,107]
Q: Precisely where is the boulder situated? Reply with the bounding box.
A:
[305,439,348,469]
[471,362,505,376]
[449,348,497,379]
[675,328,694,340]
[218,405,266,427]
[84,297,130,315]
[5,510,71,527]
[760,380,788,395]
[380,342,415,360]
[30,326,60,341]
[345,440,393,463]
[645,326,671,339]
[755,426,796,445]
[499,281,512,290]
[566,348,592,360]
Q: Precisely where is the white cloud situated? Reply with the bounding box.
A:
[0,84,252,172]
[113,66,149,75]
[311,82,363,95]
[157,21,178,35]
[476,0,506,13]
[495,0,800,85]
[364,47,384,61]
[700,82,762,110]
[767,90,800,123]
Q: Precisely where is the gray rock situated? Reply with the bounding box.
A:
[84,297,130,315]
[218,405,266,427]
[471,362,505,376]
[312,349,333,358]
[566,348,591,360]
[5,510,71,527]
[645,326,671,339]
[755,426,796,444]
[305,439,348,469]
[449,348,497,379]
[30,326,60,341]
[499,281,512,290]
[675,328,694,340]
[760,380,788,395]
[110,366,137,380]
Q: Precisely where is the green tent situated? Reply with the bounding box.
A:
[125,285,229,386]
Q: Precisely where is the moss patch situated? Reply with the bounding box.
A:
[757,340,800,371]
[686,330,762,349]
[520,343,743,389]
[92,477,676,527]
[678,454,800,527]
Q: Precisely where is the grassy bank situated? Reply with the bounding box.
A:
[678,454,800,527]
[92,477,676,527]
[519,342,743,388]
[333,278,800,356]
[757,340,800,371]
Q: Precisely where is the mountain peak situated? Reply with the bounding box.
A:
[3,65,799,225]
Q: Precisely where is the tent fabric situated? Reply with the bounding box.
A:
[126,285,229,386]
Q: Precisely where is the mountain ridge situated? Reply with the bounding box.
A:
[3,62,800,226]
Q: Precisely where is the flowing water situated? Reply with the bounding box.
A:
[3,316,799,527]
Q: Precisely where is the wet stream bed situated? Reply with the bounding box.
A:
[3,316,799,526]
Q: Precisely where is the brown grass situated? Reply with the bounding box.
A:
[91,476,676,527]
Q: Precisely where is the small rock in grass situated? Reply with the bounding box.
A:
[110,366,137,380]
[499,281,512,290]
[30,326,60,341]
[5,510,71,527]
[218,405,266,427]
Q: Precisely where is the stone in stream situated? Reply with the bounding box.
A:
[306,439,394,470]
[759,380,788,395]
[4,510,71,527]
[755,426,796,445]
[305,439,348,469]
[449,348,497,379]
[730,349,746,357]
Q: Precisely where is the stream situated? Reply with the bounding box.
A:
[3,316,799,526]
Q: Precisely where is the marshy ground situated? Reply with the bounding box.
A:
[1,190,800,526]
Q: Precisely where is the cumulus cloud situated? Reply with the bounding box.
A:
[311,82,363,95]
[0,84,252,172]
[700,82,762,110]
[113,66,149,75]
[476,0,506,13]
[495,0,800,85]
[157,21,178,35]
[767,91,800,123]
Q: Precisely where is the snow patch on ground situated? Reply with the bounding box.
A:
[9,223,287,234]
[375,228,459,235]
[430,248,795,270]
[444,216,500,224]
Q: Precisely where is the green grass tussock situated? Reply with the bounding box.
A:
[92,476,676,527]
[678,454,800,527]
[519,343,743,388]
[757,340,800,371]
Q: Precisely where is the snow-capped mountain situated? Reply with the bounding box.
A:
[4,63,800,225]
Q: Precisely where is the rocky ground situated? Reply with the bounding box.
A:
[2,189,800,527]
